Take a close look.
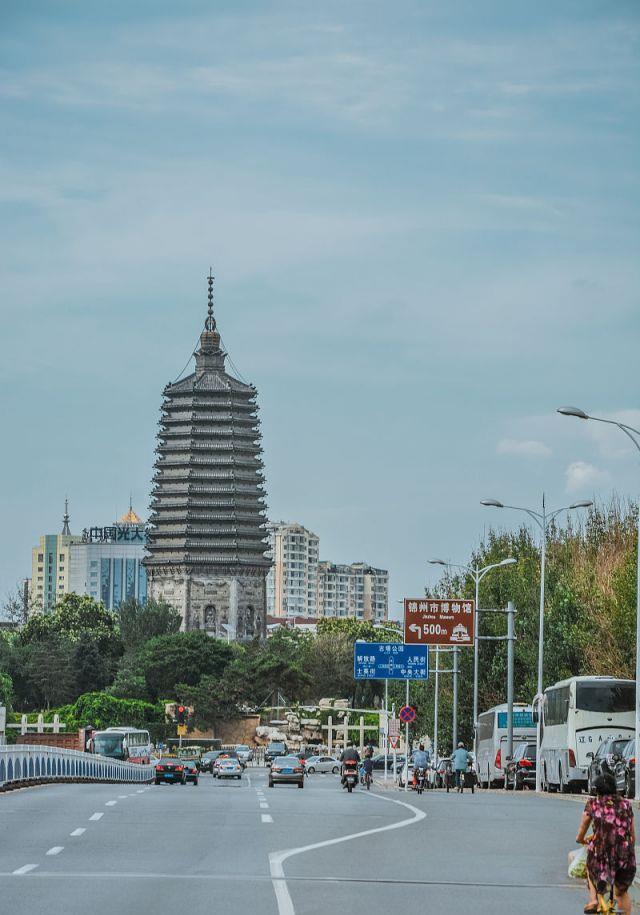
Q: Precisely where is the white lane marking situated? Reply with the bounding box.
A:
[261,814,273,823]
[136,789,145,794]
[118,795,128,799]
[70,829,86,837]
[247,775,252,788]
[260,802,269,809]
[12,864,38,875]
[89,813,104,821]
[105,801,117,806]
[268,791,426,915]
[46,847,64,856]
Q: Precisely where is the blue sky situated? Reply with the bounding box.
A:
[1,1,639,617]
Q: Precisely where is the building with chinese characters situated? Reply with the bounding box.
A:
[68,507,148,609]
[143,273,270,638]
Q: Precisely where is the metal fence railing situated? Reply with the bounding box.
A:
[0,745,154,790]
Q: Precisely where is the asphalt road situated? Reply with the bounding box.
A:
[0,769,586,915]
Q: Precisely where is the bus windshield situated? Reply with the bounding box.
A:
[94,733,125,758]
[576,682,635,713]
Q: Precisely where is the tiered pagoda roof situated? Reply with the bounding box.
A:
[145,273,270,572]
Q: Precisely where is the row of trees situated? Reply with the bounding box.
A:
[0,499,636,752]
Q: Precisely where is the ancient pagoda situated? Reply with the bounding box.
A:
[144,272,270,638]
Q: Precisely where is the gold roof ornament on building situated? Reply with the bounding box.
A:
[119,505,142,525]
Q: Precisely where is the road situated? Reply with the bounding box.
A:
[0,769,585,914]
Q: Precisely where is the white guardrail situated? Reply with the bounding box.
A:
[0,745,154,789]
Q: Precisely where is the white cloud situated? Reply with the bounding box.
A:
[497,438,552,458]
[565,461,611,493]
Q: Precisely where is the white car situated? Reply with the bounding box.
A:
[216,758,243,780]
[304,755,341,774]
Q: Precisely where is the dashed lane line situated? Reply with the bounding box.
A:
[105,801,117,806]
[12,865,38,875]
[70,829,86,837]
[89,813,104,821]
[118,795,128,799]
[261,814,273,823]
[268,790,426,915]
[260,803,269,809]
[46,847,64,856]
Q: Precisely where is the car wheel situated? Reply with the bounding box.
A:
[307,766,315,774]
[268,779,274,788]
[298,781,304,788]
[193,779,198,786]
[515,774,524,791]
[332,766,339,775]
[155,779,161,785]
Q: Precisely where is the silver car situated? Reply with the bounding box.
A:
[305,755,341,774]
[235,745,253,766]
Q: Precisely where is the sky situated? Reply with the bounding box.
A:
[1,1,639,619]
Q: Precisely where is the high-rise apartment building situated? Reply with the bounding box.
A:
[317,562,388,622]
[266,522,320,618]
[266,521,388,622]
[31,501,82,611]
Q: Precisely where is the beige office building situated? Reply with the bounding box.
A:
[31,501,81,612]
[266,522,320,619]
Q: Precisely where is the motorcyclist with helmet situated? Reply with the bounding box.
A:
[412,743,429,788]
[340,742,361,788]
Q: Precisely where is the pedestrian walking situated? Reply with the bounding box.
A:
[451,742,470,793]
[576,772,636,914]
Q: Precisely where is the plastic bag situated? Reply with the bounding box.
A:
[568,845,588,880]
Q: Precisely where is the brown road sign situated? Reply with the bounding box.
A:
[404,598,475,646]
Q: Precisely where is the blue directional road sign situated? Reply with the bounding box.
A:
[353,642,429,680]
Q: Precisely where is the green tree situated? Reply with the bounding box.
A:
[19,593,122,660]
[16,636,76,709]
[136,631,235,700]
[117,598,181,652]
[0,671,13,710]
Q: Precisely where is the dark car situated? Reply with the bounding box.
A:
[371,754,406,773]
[154,758,187,785]
[199,750,223,773]
[268,755,304,788]
[614,739,636,798]
[587,737,629,794]
[182,758,199,785]
[265,742,288,766]
[505,742,536,790]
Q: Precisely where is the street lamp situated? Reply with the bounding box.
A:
[558,405,640,801]
[481,495,593,791]
[428,557,517,745]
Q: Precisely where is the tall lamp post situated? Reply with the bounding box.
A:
[558,406,640,802]
[373,623,402,780]
[428,557,518,743]
[481,495,592,791]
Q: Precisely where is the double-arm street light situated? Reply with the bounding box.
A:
[558,406,640,801]
[428,557,518,741]
[481,495,593,791]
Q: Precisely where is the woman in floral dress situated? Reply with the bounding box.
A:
[576,772,636,914]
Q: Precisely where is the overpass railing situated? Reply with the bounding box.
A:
[0,745,154,789]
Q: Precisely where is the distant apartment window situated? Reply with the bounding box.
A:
[59,554,64,561]
[90,560,98,568]
[38,553,43,561]
[37,566,43,572]
[37,576,43,582]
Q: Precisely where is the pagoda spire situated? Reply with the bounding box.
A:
[62,498,71,535]
[205,268,216,332]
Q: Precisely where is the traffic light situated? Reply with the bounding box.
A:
[176,705,186,726]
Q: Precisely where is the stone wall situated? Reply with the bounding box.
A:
[212,716,261,746]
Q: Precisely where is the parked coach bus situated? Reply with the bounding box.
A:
[535,676,635,793]
[475,703,536,788]
[92,727,152,764]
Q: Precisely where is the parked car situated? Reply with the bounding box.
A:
[235,745,254,766]
[268,755,304,788]
[265,742,289,765]
[587,737,629,794]
[614,739,636,798]
[371,754,406,773]
[505,742,536,790]
[154,758,187,785]
[182,758,199,785]
[216,758,243,780]
[305,755,341,774]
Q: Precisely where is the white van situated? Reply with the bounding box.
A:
[475,703,536,788]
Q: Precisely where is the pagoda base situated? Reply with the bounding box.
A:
[146,567,267,639]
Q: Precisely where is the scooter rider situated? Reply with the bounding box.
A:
[452,741,470,793]
[340,742,360,787]
[412,743,429,787]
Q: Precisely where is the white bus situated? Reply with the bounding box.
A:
[536,676,635,793]
[475,703,536,788]
[92,727,152,764]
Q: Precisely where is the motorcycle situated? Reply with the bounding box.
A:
[414,766,427,795]
[342,761,359,793]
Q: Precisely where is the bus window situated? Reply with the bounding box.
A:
[576,682,635,713]
[94,733,125,759]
